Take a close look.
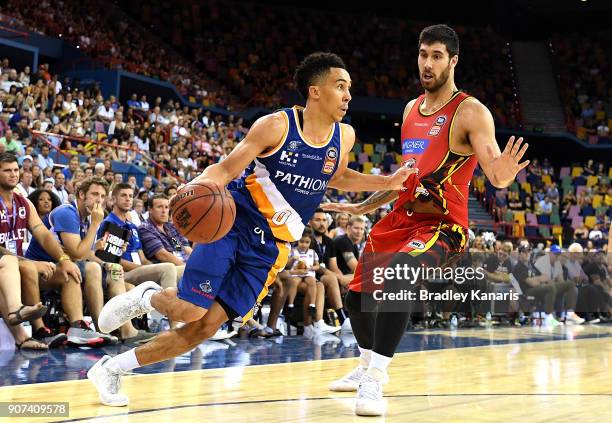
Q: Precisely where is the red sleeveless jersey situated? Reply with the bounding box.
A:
[0,192,31,256]
[395,91,477,228]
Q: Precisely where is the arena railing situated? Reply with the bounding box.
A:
[30,130,185,183]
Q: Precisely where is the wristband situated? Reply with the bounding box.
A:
[58,254,71,262]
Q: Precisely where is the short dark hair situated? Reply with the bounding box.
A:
[0,152,18,166]
[418,24,459,57]
[293,52,346,99]
[149,193,168,209]
[77,176,109,196]
[112,182,133,197]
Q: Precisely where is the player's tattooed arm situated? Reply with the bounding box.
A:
[358,190,400,214]
[321,189,398,215]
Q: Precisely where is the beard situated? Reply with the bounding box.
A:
[0,180,17,191]
[420,64,451,93]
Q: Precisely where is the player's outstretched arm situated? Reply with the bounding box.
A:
[192,113,287,187]
[465,99,529,188]
[328,124,416,192]
[321,189,399,215]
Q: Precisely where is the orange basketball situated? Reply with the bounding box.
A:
[170,180,236,244]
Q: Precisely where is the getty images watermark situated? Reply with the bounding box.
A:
[371,264,519,302]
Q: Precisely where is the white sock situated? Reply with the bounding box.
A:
[288,304,294,308]
[358,347,372,368]
[367,351,392,380]
[105,348,140,373]
[142,289,156,311]
[309,303,316,308]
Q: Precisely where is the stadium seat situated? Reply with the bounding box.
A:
[505,209,514,222]
[586,175,599,187]
[550,213,561,225]
[390,164,399,173]
[509,182,519,192]
[521,182,532,195]
[568,205,581,218]
[362,162,374,174]
[541,174,552,186]
[592,195,603,208]
[526,213,538,226]
[559,167,571,179]
[539,226,551,238]
[353,143,362,154]
[571,216,584,229]
[375,143,387,154]
[552,225,563,236]
[358,152,369,164]
[371,153,382,164]
[363,144,374,156]
[513,211,526,225]
[588,135,599,145]
[537,214,550,225]
[584,215,597,229]
[348,152,356,162]
[396,153,404,165]
[525,226,538,238]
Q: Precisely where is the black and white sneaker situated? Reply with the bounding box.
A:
[33,327,67,348]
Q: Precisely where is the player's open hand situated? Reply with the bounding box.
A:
[387,166,419,191]
[487,136,530,184]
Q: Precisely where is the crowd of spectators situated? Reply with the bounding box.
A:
[550,32,612,143]
[1,0,521,128]
[472,157,611,250]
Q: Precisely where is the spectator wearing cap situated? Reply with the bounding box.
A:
[138,194,191,270]
[534,245,585,324]
[20,154,33,169]
[42,177,54,191]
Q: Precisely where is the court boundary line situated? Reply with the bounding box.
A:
[54,392,612,422]
[1,329,610,390]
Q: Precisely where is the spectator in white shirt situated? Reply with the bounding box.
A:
[96,100,115,123]
[51,171,69,204]
[37,144,55,170]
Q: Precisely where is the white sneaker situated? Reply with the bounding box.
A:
[303,325,315,339]
[210,328,233,341]
[87,355,129,407]
[98,282,162,334]
[340,318,353,333]
[355,373,386,416]
[566,312,585,325]
[543,315,562,328]
[329,365,366,392]
[313,320,341,335]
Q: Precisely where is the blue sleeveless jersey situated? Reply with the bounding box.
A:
[228,106,342,242]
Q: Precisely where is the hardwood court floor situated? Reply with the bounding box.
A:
[1,325,611,422]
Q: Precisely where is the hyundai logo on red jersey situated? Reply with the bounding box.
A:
[402,138,429,155]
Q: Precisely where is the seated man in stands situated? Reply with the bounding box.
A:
[138,194,190,279]
[97,183,180,317]
[26,177,153,344]
[309,209,351,331]
[332,215,366,288]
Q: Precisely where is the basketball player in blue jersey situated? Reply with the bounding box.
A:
[88,52,417,406]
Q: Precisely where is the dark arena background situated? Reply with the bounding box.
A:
[0,0,610,421]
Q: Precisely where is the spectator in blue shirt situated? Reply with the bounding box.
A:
[139,195,190,277]
[97,183,180,306]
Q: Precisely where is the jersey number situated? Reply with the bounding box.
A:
[272,210,292,225]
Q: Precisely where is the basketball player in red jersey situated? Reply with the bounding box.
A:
[323,25,529,416]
